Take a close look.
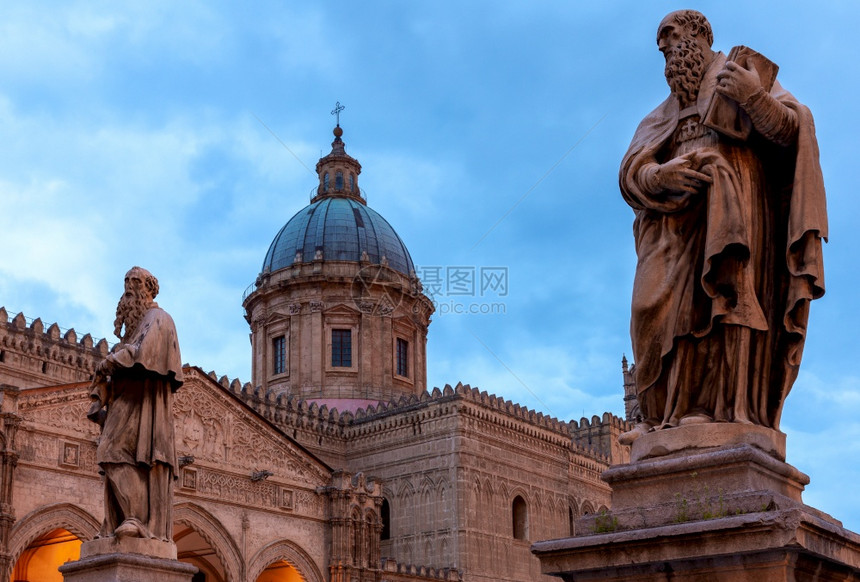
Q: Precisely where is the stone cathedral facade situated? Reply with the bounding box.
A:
[0,125,629,582]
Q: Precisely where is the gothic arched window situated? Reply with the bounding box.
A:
[381,498,391,540]
[512,495,528,540]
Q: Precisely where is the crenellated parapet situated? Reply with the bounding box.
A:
[570,411,631,465]
[0,308,110,389]
[379,558,462,581]
[215,372,626,468]
[569,411,629,432]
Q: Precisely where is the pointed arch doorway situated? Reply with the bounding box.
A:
[256,560,305,582]
[11,528,82,582]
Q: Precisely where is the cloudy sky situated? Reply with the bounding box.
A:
[2,1,859,529]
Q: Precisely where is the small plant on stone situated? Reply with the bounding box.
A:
[674,492,689,523]
[592,510,619,533]
[702,489,727,520]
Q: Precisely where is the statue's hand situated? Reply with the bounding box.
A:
[653,153,713,195]
[87,397,107,426]
[96,354,116,376]
[716,60,762,104]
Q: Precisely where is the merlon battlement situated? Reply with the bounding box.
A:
[0,307,111,388]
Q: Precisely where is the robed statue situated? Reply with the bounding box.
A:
[88,267,183,540]
[619,10,826,444]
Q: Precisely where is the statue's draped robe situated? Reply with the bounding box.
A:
[93,306,183,539]
[620,53,826,429]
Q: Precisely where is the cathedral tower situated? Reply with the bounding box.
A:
[242,124,434,409]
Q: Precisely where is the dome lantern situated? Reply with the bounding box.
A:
[313,120,363,204]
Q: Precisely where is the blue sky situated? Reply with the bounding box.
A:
[2,2,859,530]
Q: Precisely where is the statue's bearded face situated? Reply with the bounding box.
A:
[663,33,707,108]
[658,17,709,109]
[113,275,152,342]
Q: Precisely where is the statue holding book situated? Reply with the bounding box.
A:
[619,10,827,443]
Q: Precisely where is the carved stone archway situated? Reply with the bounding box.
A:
[174,503,243,582]
[6,503,99,580]
[248,539,324,582]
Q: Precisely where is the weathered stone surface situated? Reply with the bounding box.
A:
[584,443,820,534]
[607,442,805,512]
[79,537,178,560]
[60,551,197,582]
[533,506,860,581]
[533,440,858,581]
[630,422,785,462]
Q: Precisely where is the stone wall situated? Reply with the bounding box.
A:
[0,307,109,389]
[232,379,627,581]
[0,369,455,582]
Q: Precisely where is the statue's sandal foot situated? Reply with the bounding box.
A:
[678,413,713,426]
[115,520,145,539]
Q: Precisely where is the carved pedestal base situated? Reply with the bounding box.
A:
[532,427,860,581]
[60,539,197,582]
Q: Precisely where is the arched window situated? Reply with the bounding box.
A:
[352,509,362,565]
[323,172,330,192]
[569,506,575,536]
[335,171,344,191]
[381,498,391,540]
[349,173,356,192]
[512,495,528,540]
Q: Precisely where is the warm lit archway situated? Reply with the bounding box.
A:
[11,528,81,582]
[256,559,305,582]
[175,524,227,582]
[173,503,243,582]
[248,540,323,582]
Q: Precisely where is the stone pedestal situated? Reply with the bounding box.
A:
[532,426,860,581]
[60,538,197,582]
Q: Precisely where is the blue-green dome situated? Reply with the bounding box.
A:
[261,197,415,276]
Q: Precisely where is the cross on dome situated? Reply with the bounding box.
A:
[331,101,345,126]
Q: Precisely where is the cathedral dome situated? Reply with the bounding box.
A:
[243,116,433,404]
[259,123,415,277]
[261,196,415,276]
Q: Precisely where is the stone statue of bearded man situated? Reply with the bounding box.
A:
[88,267,183,541]
[619,11,827,443]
